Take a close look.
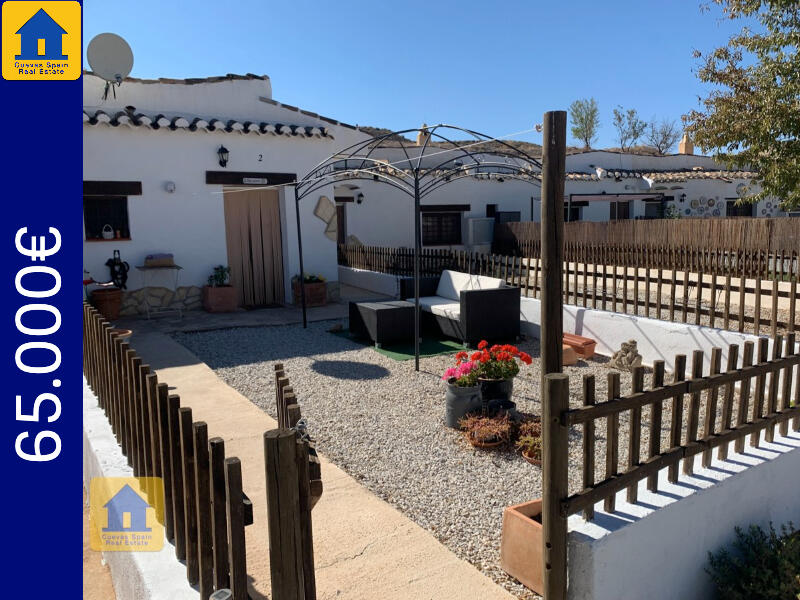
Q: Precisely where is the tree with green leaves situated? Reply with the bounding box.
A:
[612,106,646,151]
[685,0,800,209]
[569,98,600,149]
[647,118,682,154]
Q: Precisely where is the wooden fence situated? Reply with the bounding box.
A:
[338,243,799,335]
[84,302,249,600]
[494,218,800,253]
[83,302,323,600]
[266,364,322,600]
[540,335,800,599]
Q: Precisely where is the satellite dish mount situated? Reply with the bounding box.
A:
[87,33,134,100]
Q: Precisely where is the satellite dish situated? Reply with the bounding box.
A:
[87,33,133,99]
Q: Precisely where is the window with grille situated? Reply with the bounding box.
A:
[422,212,462,245]
[609,200,631,220]
[83,195,130,240]
[726,200,754,217]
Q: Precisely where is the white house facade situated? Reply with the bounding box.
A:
[83,72,368,313]
[83,72,783,315]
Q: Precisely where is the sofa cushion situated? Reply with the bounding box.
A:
[435,270,504,300]
[419,296,461,320]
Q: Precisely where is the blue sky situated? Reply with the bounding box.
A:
[83,0,753,149]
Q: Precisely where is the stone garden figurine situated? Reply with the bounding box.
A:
[609,339,642,371]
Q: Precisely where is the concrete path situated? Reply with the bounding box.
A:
[131,330,514,600]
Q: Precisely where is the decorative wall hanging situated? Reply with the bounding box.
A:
[313,195,338,242]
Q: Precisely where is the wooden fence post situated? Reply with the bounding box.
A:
[210,438,230,592]
[225,457,248,600]
[180,407,199,585]
[542,373,569,600]
[156,383,175,539]
[169,395,187,560]
[264,429,305,600]
[540,110,566,388]
[194,422,214,600]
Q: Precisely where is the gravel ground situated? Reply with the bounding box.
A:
[174,321,748,599]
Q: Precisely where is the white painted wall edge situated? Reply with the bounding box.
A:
[518,296,798,373]
[83,379,198,600]
[338,265,399,298]
[566,430,800,600]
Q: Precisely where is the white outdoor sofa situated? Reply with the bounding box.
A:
[399,270,520,346]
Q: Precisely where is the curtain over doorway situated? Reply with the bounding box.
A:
[223,188,285,307]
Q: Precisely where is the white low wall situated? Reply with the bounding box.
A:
[519,296,797,373]
[567,430,800,600]
[83,380,197,600]
[338,265,399,297]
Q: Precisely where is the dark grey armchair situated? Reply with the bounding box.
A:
[399,270,520,346]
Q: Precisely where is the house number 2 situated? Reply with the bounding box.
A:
[257,154,263,162]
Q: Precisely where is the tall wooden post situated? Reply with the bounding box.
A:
[540,111,567,387]
[543,373,569,600]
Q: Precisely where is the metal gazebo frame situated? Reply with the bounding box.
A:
[293,124,543,370]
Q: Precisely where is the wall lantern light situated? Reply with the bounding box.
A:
[217,145,230,168]
[679,193,686,203]
[356,192,364,204]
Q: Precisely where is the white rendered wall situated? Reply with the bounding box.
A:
[567,430,800,600]
[518,296,797,374]
[345,177,538,247]
[83,379,197,600]
[338,266,399,297]
[83,121,367,303]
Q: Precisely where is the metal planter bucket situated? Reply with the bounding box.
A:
[444,379,482,428]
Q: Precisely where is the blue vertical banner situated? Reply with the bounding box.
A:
[1,1,82,597]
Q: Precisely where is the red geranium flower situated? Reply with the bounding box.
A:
[471,351,482,362]
[478,340,488,350]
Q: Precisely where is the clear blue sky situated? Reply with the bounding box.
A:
[83,0,752,149]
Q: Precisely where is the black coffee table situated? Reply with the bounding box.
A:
[348,300,415,347]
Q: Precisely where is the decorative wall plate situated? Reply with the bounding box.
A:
[713,209,720,216]
[691,199,699,208]
[708,198,715,207]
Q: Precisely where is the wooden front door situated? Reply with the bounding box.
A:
[223,188,285,307]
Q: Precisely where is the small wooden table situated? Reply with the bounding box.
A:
[348,300,415,347]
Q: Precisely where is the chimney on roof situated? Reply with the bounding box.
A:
[678,132,694,155]
[416,124,431,146]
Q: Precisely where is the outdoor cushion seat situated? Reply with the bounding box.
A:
[400,269,520,346]
[419,297,461,320]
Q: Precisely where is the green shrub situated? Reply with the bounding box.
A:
[707,522,800,600]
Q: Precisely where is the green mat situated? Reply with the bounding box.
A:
[330,329,463,361]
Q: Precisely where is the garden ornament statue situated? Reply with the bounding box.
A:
[609,339,642,371]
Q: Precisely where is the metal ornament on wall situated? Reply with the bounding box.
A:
[313,196,338,242]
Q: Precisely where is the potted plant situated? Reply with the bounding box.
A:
[515,419,543,466]
[441,352,482,428]
[470,341,532,411]
[202,265,238,313]
[500,498,545,595]
[292,273,327,307]
[459,413,513,448]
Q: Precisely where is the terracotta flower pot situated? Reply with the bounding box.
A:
[500,499,544,594]
[292,280,327,307]
[467,436,505,449]
[202,285,238,313]
[521,450,542,466]
[92,287,123,320]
